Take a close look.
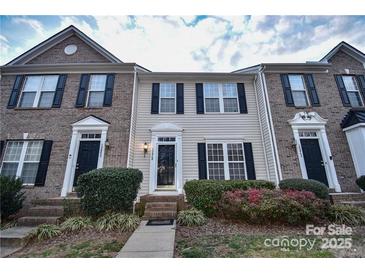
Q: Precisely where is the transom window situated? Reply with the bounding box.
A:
[207,143,246,180]
[204,83,239,113]
[158,137,176,142]
[1,141,43,185]
[159,83,176,113]
[19,75,59,108]
[288,75,309,107]
[81,133,101,139]
[342,76,364,107]
[87,75,107,108]
[299,131,318,138]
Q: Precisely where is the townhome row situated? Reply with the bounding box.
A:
[1,25,364,206]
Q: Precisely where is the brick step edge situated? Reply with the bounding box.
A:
[0,237,28,248]
[17,216,60,226]
[27,206,64,217]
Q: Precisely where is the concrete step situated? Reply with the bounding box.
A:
[145,202,177,210]
[17,216,60,226]
[143,211,177,220]
[0,226,35,250]
[340,201,365,208]
[32,197,80,206]
[27,206,64,217]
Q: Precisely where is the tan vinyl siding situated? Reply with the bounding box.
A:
[132,77,269,196]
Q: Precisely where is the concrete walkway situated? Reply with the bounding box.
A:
[0,226,35,257]
[117,220,176,258]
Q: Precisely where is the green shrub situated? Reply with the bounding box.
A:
[177,208,206,226]
[328,205,365,226]
[61,217,93,232]
[0,175,25,220]
[31,224,61,241]
[356,176,365,191]
[184,180,275,216]
[77,168,143,216]
[96,213,140,232]
[279,178,329,199]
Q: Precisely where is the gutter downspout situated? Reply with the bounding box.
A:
[259,65,283,185]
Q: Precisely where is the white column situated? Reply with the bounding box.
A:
[98,130,107,168]
[61,130,78,197]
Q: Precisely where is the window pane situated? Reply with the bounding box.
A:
[227,144,244,161]
[89,75,107,91]
[292,90,308,107]
[1,163,18,178]
[222,83,237,97]
[19,92,36,107]
[24,141,43,162]
[204,83,219,97]
[223,98,238,112]
[288,75,305,90]
[160,83,175,98]
[3,141,23,161]
[24,76,42,91]
[38,91,55,108]
[208,163,225,180]
[229,163,245,179]
[205,98,220,112]
[207,144,224,161]
[88,91,104,107]
[342,76,358,91]
[160,98,175,112]
[348,91,363,107]
[21,163,39,184]
[41,75,58,91]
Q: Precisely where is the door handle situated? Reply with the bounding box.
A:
[76,163,80,170]
[320,160,324,166]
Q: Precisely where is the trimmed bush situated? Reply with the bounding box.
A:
[356,176,365,191]
[219,189,329,225]
[61,217,93,232]
[177,208,206,226]
[0,175,25,220]
[31,224,61,241]
[77,168,142,216]
[328,205,365,226]
[96,212,140,232]
[184,179,275,216]
[279,178,329,199]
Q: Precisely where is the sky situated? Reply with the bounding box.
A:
[1,15,365,72]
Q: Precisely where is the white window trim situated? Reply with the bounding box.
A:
[86,74,107,108]
[203,82,240,113]
[341,75,364,107]
[288,74,311,108]
[206,142,247,180]
[0,140,43,185]
[159,82,176,114]
[18,75,59,108]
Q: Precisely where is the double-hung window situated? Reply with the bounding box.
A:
[288,75,309,107]
[204,83,239,113]
[19,75,59,108]
[1,141,43,185]
[87,75,107,107]
[159,83,176,113]
[342,75,364,107]
[207,143,246,180]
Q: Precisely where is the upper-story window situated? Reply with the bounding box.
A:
[204,83,239,113]
[342,76,364,107]
[87,75,107,107]
[159,83,176,113]
[18,75,59,108]
[288,75,309,107]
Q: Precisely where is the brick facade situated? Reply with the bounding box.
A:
[265,50,365,192]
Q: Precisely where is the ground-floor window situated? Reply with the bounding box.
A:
[0,140,43,184]
[207,142,246,180]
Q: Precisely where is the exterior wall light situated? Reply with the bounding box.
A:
[144,142,148,157]
[105,139,110,149]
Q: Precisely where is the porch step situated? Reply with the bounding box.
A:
[339,201,365,208]
[0,226,35,257]
[145,202,177,210]
[32,197,80,206]
[143,211,177,220]
[67,192,78,198]
[143,202,177,220]
[27,206,64,217]
[17,216,60,226]
[330,193,365,204]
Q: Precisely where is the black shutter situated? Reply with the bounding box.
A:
[335,75,351,107]
[244,143,256,180]
[356,75,365,103]
[151,83,160,114]
[0,140,5,157]
[237,83,248,113]
[52,74,67,108]
[7,75,25,109]
[75,74,90,107]
[197,143,207,179]
[176,83,184,114]
[280,74,294,106]
[103,74,115,107]
[196,83,204,114]
[34,140,53,187]
[304,74,320,106]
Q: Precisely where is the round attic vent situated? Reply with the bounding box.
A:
[64,44,78,55]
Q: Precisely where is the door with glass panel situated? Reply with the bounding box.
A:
[156,137,176,190]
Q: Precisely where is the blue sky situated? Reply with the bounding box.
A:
[1,15,364,71]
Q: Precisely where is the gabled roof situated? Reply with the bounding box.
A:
[320,41,365,64]
[341,108,365,129]
[5,25,122,66]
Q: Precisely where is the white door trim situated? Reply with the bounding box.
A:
[61,116,109,197]
[289,112,341,192]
